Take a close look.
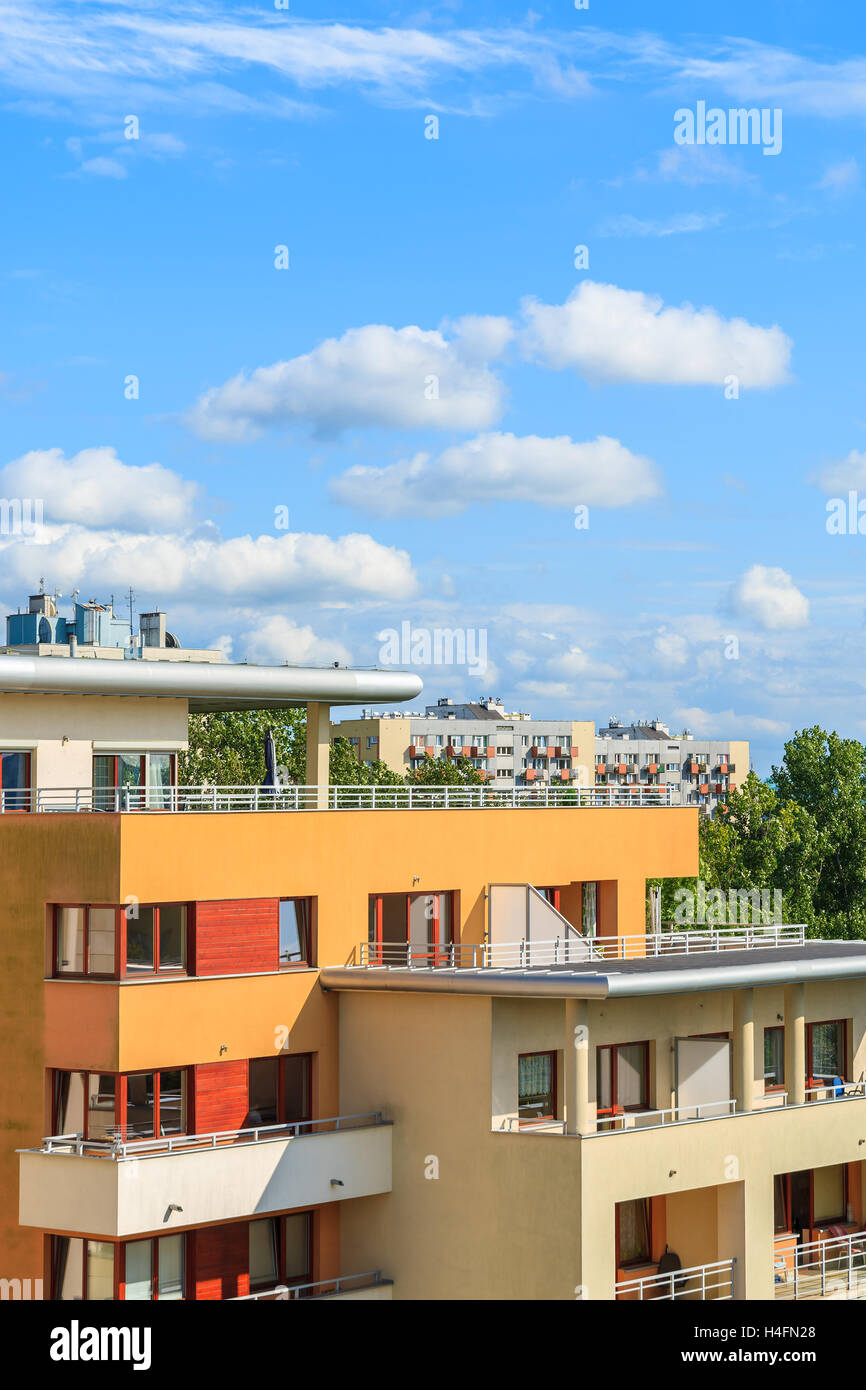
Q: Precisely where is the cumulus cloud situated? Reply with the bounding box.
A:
[812,449,866,493]
[185,320,510,440]
[674,706,787,738]
[653,628,689,666]
[329,432,661,517]
[729,564,809,630]
[0,447,200,530]
[0,524,417,604]
[241,614,352,666]
[521,280,792,387]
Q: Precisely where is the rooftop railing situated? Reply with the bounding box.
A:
[231,1271,389,1301]
[1,782,676,814]
[353,924,806,970]
[775,1233,866,1301]
[615,1257,735,1301]
[27,1111,385,1161]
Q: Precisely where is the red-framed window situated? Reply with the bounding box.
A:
[616,1198,653,1268]
[123,903,189,976]
[54,904,120,976]
[540,887,562,912]
[52,902,190,978]
[279,898,314,968]
[775,1165,849,1233]
[52,1068,189,1141]
[247,1054,313,1128]
[597,1041,650,1124]
[806,1019,848,1091]
[92,752,177,809]
[51,1234,187,1300]
[764,1026,785,1091]
[0,750,31,811]
[517,1050,557,1127]
[367,891,455,964]
[249,1212,313,1292]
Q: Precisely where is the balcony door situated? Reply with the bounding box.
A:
[368,892,454,965]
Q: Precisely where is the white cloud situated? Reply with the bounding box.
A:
[330,432,661,516]
[813,449,866,493]
[653,146,755,186]
[729,564,809,630]
[521,281,792,387]
[597,212,725,238]
[653,628,689,666]
[186,322,508,440]
[241,615,352,666]
[77,156,128,180]
[0,446,200,530]
[817,158,860,192]
[674,706,787,738]
[0,524,417,605]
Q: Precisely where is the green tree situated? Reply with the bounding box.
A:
[405,754,484,785]
[699,771,819,929]
[771,727,866,937]
[329,737,404,786]
[179,710,305,787]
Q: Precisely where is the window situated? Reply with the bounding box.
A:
[597,1042,650,1120]
[764,1027,785,1090]
[813,1164,847,1224]
[279,898,312,968]
[518,1051,557,1126]
[0,750,30,810]
[249,1213,312,1292]
[124,904,187,976]
[779,1166,849,1232]
[807,1019,847,1086]
[52,1068,188,1141]
[617,1199,651,1267]
[368,891,455,964]
[86,1241,115,1300]
[93,753,177,809]
[54,905,118,977]
[248,1054,312,1128]
[124,1234,185,1300]
[582,882,598,936]
[250,1219,279,1290]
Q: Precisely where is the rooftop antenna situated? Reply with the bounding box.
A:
[38,576,45,594]
[126,586,137,639]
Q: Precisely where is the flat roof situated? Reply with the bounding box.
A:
[0,654,423,711]
[319,942,866,1001]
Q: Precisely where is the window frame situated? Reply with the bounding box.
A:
[53,904,121,979]
[806,1018,848,1090]
[0,749,32,812]
[118,1233,187,1301]
[763,1025,785,1092]
[596,1040,651,1121]
[121,902,190,979]
[517,1049,558,1128]
[247,1053,314,1128]
[615,1198,653,1269]
[368,890,456,964]
[52,1067,190,1142]
[278,897,315,970]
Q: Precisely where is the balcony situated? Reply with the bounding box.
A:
[351,924,807,971]
[231,1271,393,1301]
[19,1113,392,1239]
[775,1232,866,1301]
[1,782,678,814]
[616,1257,735,1301]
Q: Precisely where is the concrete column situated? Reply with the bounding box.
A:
[733,988,755,1114]
[565,998,593,1135]
[784,982,806,1106]
[305,702,331,808]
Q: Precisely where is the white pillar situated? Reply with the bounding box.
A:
[305,702,330,807]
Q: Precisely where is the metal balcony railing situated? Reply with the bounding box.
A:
[353,924,806,970]
[616,1258,736,1301]
[1,783,677,814]
[775,1233,866,1300]
[231,1271,389,1301]
[29,1112,385,1161]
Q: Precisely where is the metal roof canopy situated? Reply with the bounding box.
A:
[0,653,423,711]
[319,942,866,1001]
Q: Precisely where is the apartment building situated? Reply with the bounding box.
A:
[333,705,749,813]
[332,697,596,789]
[3,628,865,1303]
[596,719,750,815]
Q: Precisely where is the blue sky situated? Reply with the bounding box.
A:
[1,1,866,771]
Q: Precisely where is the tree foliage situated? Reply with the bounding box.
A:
[404,754,484,785]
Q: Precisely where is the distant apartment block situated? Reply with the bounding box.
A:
[331,696,596,789]
[332,701,749,810]
[595,719,750,814]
